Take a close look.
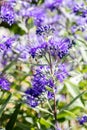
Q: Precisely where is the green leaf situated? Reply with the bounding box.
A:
[27,18,34,30]
[38,0,44,5]
[0,93,11,117]
[65,81,84,108]
[16,122,30,130]
[36,106,53,116]
[40,118,54,128]
[46,86,53,92]
[25,117,33,124]
[10,23,26,35]
[63,110,76,118]
[57,110,76,120]
[6,103,21,130]
[18,22,28,33]
[60,90,87,113]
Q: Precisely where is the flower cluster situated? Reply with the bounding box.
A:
[0,0,86,129]
[25,68,48,107]
[44,0,63,10]
[78,115,87,125]
[69,2,87,33]
[55,63,68,82]
[0,77,10,91]
[36,25,55,36]
[29,37,74,59]
[25,62,68,107]
[0,2,15,25]
[73,4,87,17]
[0,36,16,52]
[0,35,20,66]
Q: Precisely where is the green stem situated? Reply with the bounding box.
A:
[44,52,59,129]
[48,52,59,130]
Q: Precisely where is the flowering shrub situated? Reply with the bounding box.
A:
[0,0,87,130]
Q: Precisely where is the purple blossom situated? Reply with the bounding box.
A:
[0,2,15,25]
[47,78,54,88]
[0,77,10,91]
[29,37,73,59]
[73,4,87,17]
[19,6,45,25]
[15,44,30,61]
[0,35,19,66]
[0,36,16,52]
[25,63,69,107]
[47,91,54,99]
[8,0,16,3]
[29,48,37,58]
[36,25,55,36]
[44,0,63,10]
[26,96,38,108]
[57,38,71,58]
[78,115,87,125]
[73,4,80,13]
[55,63,68,82]
[25,68,48,107]
[71,25,77,34]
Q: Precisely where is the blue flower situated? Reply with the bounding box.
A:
[29,48,37,58]
[36,25,55,36]
[55,63,68,82]
[0,36,16,52]
[25,68,48,107]
[78,115,87,125]
[0,2,15,25]
[57,38,71,58]
[47,91,54,99]
[45,0,63,10]
[29,37,73,59]
[0,77,10,91]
